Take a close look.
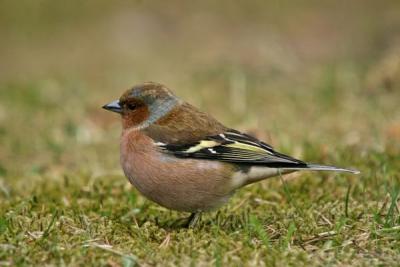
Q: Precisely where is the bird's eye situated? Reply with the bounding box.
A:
[127,103,137,110]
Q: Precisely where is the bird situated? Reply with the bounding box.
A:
[103,82,359,227]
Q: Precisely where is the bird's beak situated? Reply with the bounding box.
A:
[102,100,122,114]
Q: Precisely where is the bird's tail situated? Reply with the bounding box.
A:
[283,164,360,174]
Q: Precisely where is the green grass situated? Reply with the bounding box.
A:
[1,1,400,266]
[0,80,399,266]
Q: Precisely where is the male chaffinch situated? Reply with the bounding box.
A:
[103,82,359,227]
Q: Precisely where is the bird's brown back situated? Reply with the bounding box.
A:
[143,102,227,144]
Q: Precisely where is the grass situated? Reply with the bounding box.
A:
[1,1,400,266]
[0,80,399,266]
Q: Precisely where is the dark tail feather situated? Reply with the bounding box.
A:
[283,164,360,174]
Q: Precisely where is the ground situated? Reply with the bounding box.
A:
[0,1,400,266]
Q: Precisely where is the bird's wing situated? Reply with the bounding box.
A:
[157,129,307,168]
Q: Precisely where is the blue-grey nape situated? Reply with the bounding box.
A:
[131,91,180,129]
[146,95,179,125]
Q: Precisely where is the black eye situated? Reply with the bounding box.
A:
[127,103,137,110]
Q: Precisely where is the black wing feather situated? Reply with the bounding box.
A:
[158,129,307,168]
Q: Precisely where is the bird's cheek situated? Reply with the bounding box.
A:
[122,107,150,129]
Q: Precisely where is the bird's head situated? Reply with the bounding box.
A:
[103,82,180,130]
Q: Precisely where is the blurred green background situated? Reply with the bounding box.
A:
[0,1,399,266]
[1,0,399,176]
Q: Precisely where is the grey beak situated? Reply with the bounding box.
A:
[103,100,122,114]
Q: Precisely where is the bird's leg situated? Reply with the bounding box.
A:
[186,212,202,228]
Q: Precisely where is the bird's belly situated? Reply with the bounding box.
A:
[121,151,235,212]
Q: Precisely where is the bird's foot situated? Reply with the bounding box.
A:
[185,212,202,228]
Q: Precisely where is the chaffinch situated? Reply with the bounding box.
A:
[103,82,359,227]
